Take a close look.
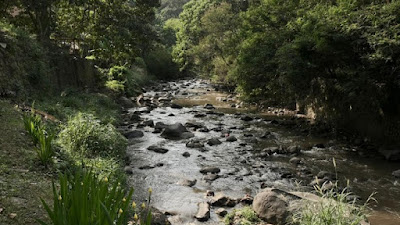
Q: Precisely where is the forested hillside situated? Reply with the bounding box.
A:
[173,0,400,145]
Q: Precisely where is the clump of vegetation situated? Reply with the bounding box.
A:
[57,113,127,158]
[224,206,261,225]
[291,159,373,225]
[23,111,55,166]
[34,92,120,124]
[38,170,134,225]
[290,183,372,225]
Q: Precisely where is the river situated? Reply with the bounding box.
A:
[122,79,400,225]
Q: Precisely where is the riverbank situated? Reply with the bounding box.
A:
[0,91,129,224]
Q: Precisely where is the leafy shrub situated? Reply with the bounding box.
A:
[58,113,127,158]
[105,80,125,94]
[38,170,134,225]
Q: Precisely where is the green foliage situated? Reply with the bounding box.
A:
[35,129,55,166]
[224,206,261,225]
[105,80,125,94]
[23,112,44,145]
[0,21,50,97]
[174,0,400,143]
[57,113,127,158]
[38,170,134,225]
[35,92,120,124]
[23,111,55,166]
[144,45,180,80]
[291,180,372,225]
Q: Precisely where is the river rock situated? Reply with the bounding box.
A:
[194,113,207,118]
[130,114,141,122]
[253,190,289,225]
[289,157,302,165]
[185,122,204,129]
[210,194,237,207]
[216,208,228,217]
[178,179,197,187]
[226,135,238,142]
[124,130,144,139]
[287,145,301,154]
[161,123,194,140]
[138,120,154,128]
[147,145,169,154]
[241,115,253,121]
[240,194,254,205]
[200,167,221,174]
[124,166,133,174]
[155,122,167,130]
[151,207,171,225]
[195,202,210,221]
[186,139,204,148]
[203,174,219,181]
[392,170,400,178]
[204,104,215,110]
[207,138,222,146]
[171,103,183,109]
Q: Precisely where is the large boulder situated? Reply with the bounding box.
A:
[161,123,194,140]
[253,190,290,225]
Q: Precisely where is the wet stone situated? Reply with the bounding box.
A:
[241,115,253,121]
[170,103,183,109]
[203,174,220,181]
[207,138,222,146]
[178,179,197,187]
[204,104,215,110]
[226,135,238,142]
[124,130,144,139]
[195,202,210,222]
[124,166,133,174]
[210,194,237,207]
[147,145,169,154]
[200,167,221,174]
[216,208,228,217]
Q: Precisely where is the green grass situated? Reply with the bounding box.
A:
[33,91,121,125]
[224,206,261,225]
[0,99,53,224]
[290,182,372,225]
[38,170,134,225]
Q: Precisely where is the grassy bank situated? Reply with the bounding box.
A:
[0,89,131,224]
[0,99,52,224]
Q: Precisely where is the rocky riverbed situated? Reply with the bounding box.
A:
[118,79,400,225]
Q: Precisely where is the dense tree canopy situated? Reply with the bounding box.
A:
[174,0,400,143]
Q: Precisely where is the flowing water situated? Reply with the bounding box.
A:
[124,79,400,225]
